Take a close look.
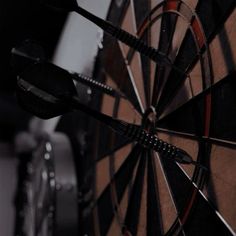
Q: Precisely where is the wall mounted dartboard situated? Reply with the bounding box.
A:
[12,0,236,235]
[85,0,236,235]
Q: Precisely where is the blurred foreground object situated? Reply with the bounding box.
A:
[16,132,78,236]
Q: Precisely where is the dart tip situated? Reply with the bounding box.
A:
[175,149,208,170]
[175,149,194,164]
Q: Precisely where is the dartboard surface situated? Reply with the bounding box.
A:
[84,0,236,235]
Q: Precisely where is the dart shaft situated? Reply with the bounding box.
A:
[74,5,171,65]
[17,74,192,165]
[71,96,192,164]
[72,72,124,98]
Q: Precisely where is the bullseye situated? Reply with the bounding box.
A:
[142,106,157,132]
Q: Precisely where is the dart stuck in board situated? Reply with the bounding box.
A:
[16,61,194,165]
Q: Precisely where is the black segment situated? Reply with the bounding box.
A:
[96,139,131,162]
[114,145,141,202]
[124,2,152,105]
[128,0,152,105]
[157,87,204,137]
[107,0,130,25]
[172,30,198,72]
[159,154,193,213]
[97,145,141,235]
[102,35,142,113]
[210,71,236,142]
[147,151,163,235]
[196,0,236,41]
[124,151,146,235]
[133,0,150,29]
[185,191,233,236]
[95,122,130,161]
[158,70,236,142]
[97,184,114,236]
[140,31,151,106]
[158,11,179,55]
[156,29,197,116]
[152,7,179,106]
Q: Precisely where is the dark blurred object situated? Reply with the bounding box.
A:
[0,93,31,141]
[0,0,67,141]
[0,0,67,92]
[14,132,78,236]
[16,62,77,119]
[11,39,46,75]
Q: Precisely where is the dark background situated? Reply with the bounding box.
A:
[0,0,67,140]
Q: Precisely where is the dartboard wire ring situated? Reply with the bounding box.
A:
[127,0,214,88]
[129,0,213,79]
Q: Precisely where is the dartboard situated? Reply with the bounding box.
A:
[83,0,236,235]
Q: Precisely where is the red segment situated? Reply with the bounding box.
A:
[191,17,205,49]
[164,0,179,11]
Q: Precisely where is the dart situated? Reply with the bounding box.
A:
[12,41,124,99]
[16,61,194,165]
[41,0,173,67]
